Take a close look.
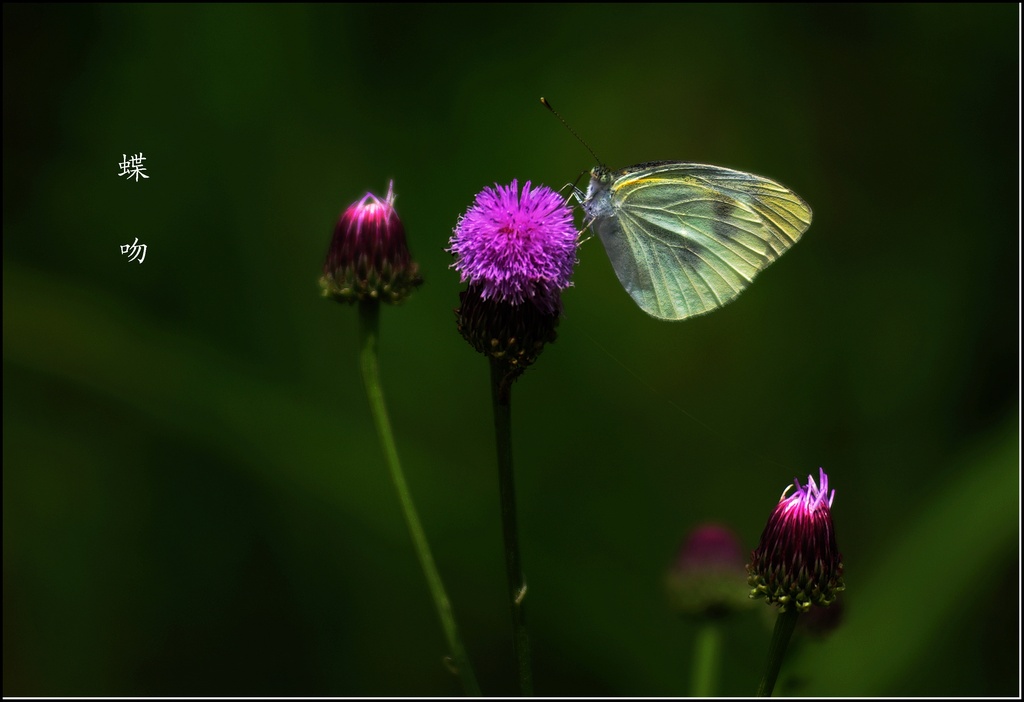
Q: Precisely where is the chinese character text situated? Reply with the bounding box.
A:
[118,152,149,181]
[120,237,147,264]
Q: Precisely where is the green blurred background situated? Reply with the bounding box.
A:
[3,4,1018,697]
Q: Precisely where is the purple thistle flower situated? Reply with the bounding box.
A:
[320,181,422,304]
[449,180,577,314]
[747,468,845,613]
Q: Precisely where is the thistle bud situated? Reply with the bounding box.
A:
[747,468,845,613]
[320,181,422,304]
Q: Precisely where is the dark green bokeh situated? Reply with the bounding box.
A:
[3,4,1018,696]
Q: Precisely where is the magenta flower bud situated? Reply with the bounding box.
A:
[747,468,845,613]
[319,181,422,304]
[666,523,753,619]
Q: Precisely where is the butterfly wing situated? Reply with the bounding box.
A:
[590,162,812,321]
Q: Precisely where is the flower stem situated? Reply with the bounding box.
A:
[690,622,722,697]
[489,358,534,696]
[358,300,480,696]
[756,607,799,697]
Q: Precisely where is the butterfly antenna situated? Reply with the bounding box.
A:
[540,97,604,167]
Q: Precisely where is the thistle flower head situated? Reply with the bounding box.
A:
[747,468,845,613]
[666,524,753,620]
[320,181,422,304]
[450,180,576,386]
[449,179,577,314]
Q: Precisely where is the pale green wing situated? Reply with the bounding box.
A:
[597,162,812,321]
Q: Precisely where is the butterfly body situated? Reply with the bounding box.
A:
[582,161,812,321]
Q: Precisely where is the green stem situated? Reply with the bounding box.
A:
[358,300,480,696]
[489,358,534,696]
[691,622,722,697]
[756,607,799,697]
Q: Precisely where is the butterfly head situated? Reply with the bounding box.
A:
[590,165,615,186]
[582,166,617,220]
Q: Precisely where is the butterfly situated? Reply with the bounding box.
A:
[581,160,812,321]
